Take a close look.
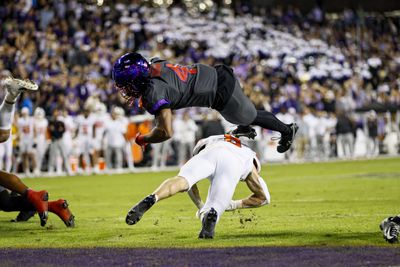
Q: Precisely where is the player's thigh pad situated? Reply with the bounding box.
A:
[178,153,216,189]
[219,80,257,125]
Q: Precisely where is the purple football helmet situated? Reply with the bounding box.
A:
[112,52,150,106]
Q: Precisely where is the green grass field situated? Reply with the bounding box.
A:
[0,157,399,248]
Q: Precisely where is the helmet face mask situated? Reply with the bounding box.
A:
[112,53,150,106]
[115,82,142,107]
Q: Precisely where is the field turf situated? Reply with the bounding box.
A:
[0,157,399,249]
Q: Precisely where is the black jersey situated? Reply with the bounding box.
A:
[141,59,218,115]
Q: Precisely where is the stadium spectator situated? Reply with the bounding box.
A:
[336,112,356,159]
[365,111,379,157]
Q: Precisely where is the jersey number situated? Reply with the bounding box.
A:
[22,126,31,134]
[166,64,197,82]
[82,125,89,135]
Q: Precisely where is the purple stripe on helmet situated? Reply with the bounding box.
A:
[149,99,170,114]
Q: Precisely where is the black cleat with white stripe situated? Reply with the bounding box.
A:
[126,194,156,225]
[277,123,299,153]
[198,208,218,239]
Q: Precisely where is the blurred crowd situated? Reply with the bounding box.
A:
[0,0,400,175]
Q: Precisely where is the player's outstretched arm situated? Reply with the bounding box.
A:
[188,184,204,210]
[136,108,173,146]
[226,167,270,211]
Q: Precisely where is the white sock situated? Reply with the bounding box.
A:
[154,194,159,202]
[0,99,15,129]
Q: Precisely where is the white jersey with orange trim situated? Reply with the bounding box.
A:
[104,119,126,148]
[34,118,48,145]
[93,113,109,150]
[17,117,34,139]
[76,114,95,138]
[117,115,135,169]
[75,114,95,154]
[58,114,75,149]
[17,116,34,153]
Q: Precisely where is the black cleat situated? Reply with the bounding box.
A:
[380,216,400,244]
[230,126,257,139]
[198,208,218,239]
[277,123,299,153]
[126,194,156,225]
[11,210,36,222]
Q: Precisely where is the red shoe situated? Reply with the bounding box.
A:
[49,199,75,228]
[26,189,48,227]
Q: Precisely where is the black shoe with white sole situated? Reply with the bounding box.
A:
[126,194,156,225]
[11,210,36,222]
[198,208,218,239]
[277,123,299,153]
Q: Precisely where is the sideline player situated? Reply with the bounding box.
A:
[33,107,48,175]
[75,108,95,174]
[17,107,36,176]
[125,126,270,238]
[103,107,126,171]
[48,109,72,176]
[115,107,136,171]
[380,215,400,243]
[93,104,108,173]
[0,77,74,227]
[112,52,298,152]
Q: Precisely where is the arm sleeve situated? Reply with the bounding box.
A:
[143,82,171,115]
[258,176,271,205]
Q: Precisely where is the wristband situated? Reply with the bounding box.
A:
[226,200,243,211]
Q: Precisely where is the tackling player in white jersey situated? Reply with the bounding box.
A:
[126,126,270,238]
[75,108,95,173]
[33,107,48,175]
[17,107,36,176]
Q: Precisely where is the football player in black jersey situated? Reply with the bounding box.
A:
[112,52,298,153]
